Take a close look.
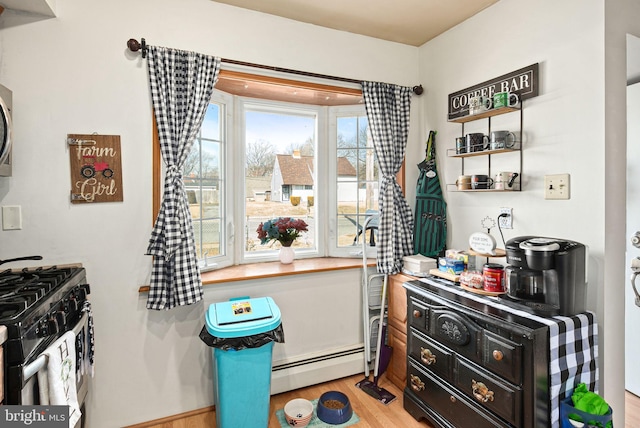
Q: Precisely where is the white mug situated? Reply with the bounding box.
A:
[469,95,492,114]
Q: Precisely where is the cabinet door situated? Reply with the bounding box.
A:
[388,274,410,332]
[386,324,407,390]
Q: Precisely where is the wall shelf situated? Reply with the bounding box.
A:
[448,106,520,123]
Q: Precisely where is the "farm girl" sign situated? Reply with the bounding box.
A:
[448,63,539,120]
[68,134,123,204]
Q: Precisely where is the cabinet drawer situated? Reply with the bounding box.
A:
[483,330,523,385]
[455,357,522,425]
[408,297,429,332]
[409,328,452,380]
[430,307,481,360]
[407,361,512,428]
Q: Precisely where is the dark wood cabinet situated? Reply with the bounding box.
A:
[403,277,550,428]
[402,275,600,428]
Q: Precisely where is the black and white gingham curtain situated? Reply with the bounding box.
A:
[145,46,221,310]
[362,81,414,274]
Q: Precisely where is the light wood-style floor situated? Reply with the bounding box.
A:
[129,374,430,428]
[129,376,640,427]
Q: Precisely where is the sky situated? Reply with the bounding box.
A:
[245,110,315,153]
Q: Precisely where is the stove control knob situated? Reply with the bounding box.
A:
[67,298,79,313]
[36,320,48,338]
[47,318,59,335]
[54,311,66,327]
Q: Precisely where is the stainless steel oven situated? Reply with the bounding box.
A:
[0,264,92,427]
[0,83,12,177]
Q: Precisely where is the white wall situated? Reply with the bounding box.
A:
[414,0,630,426]
[0,0,419,426]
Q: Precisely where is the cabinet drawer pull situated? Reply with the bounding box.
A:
[449,395,456,403]
[492,350,504,361]
[413,309,422,318]
[471,379,494,403]
[420,347,437,365]
[410,374,425,392]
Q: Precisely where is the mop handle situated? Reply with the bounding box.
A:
[373,274,388,378]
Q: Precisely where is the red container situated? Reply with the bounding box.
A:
[483,264,505,293]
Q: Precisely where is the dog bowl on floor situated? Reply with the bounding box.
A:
[284,398,313,427]
[316,391,353,425]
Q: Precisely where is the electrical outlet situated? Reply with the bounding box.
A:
[498,207,513,229]
[544,174,570,199]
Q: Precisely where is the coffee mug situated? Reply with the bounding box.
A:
[493,92,519,109]
[456,175,471,190]
[490,130,517,150]
[471,174,494,190]
[494,172,519,190]
[466,133,490,153]
[455,137,467,154]
[469,95,492,115]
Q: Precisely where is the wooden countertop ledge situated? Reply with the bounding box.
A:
[138,257,375,293]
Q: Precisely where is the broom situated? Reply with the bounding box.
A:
[356,274,397,405]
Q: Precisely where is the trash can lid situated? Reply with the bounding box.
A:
[205,296,282,338]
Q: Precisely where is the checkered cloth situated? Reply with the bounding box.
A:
[361,81,414,275]
[547,312,599,427]
[145,45,221,310]
[411,279,599,428]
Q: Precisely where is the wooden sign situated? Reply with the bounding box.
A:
[448,63,539,120]
[68,134,123,204]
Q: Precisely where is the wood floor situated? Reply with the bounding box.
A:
[130,376,640,427]
[130,374,430,428]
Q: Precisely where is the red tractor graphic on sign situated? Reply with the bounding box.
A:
[80,155,114,179]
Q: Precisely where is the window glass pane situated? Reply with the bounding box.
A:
[200,104,221,140]
[186,101,225,262]
[193,218,221,258]
[336,114,376,248]
[244,109,316,254]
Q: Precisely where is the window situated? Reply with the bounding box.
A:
[153,70,388,268]
[185,92,231,268]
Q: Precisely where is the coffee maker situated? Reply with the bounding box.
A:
[503,236,587,316]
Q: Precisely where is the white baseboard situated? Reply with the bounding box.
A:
[270,346,365,395]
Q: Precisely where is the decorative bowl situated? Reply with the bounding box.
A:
[316,391,353,425]
[284,398,313,427]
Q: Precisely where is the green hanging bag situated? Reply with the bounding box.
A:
[414,130,447,258]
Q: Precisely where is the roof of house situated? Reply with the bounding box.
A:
[337,157,357,177]
[276,154,314,185]
[276,154,356,185]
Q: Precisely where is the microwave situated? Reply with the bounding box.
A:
[0,84,12,177]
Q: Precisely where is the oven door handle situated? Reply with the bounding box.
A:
[22,312,88,382]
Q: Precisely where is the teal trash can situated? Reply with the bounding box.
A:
[203,296,283,428]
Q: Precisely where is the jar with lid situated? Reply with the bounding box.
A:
[483,263,505,293]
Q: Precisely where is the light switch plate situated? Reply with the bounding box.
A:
[544,174,570,200]
[2,205,22,230]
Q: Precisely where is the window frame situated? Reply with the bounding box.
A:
[151,70,407,269]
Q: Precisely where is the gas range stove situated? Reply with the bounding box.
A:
[0,266,89,365]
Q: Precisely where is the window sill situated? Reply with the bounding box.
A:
[137,257,375,293]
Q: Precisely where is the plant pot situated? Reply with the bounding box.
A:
[279,246,295,264]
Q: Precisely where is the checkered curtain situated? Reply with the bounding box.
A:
[362,81,414,274]
[145,46,221,310]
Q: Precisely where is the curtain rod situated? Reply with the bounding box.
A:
[126,38,423,95]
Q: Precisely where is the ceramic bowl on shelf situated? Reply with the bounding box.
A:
[283,398,313,427]
[316,391,353,425]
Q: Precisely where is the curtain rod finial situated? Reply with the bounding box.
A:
[127,38,147,58]
[413,85,424,95]
[127,39,140,52]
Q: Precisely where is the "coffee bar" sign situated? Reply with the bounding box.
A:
[448,63,539,120]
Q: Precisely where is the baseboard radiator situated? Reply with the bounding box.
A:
[270,345,365,395]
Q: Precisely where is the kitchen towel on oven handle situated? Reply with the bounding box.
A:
[36,331,82,427]
[414,130,447,258]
